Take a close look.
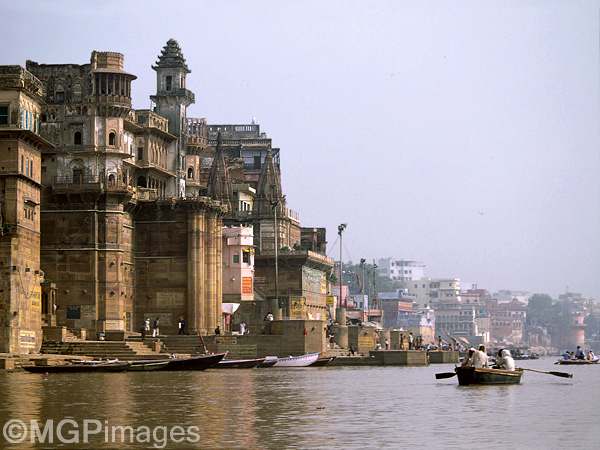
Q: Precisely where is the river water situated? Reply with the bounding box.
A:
[0,357,597,449]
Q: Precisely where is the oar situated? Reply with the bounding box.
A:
[519,368,572,378]
[435,372,456,379]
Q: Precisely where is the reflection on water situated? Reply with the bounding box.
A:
[0,358,597,449]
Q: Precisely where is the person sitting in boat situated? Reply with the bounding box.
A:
[472,345,489,368]
[562,351,572,360]
[588,350,595,360]
[496,349,515,371]
[461,348,476,367]
[574,346,585,360]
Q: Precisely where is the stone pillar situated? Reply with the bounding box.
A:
[187,213,201,334]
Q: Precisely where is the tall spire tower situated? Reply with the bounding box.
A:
[207,132,232,212]
[151,39,194,197]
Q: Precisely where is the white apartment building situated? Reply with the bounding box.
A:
[407,277,461,309]
[377,258,425,281]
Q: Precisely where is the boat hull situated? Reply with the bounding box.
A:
[309,356,336,367]
[216,358,266,369]
[455,367,523,386]
[556,358,598,365]
[23,362,130,373]
[158,353,227,371]
[273,353,320,367]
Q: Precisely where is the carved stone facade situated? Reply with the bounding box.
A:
[0,66,53,352]
[0,42,225,345]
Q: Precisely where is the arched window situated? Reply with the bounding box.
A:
[74,131,82,145]
[73,168,83,184]
[108,132,116,146]
[137,176,146,188]
[108,174,116,187]
[187,168,194,179]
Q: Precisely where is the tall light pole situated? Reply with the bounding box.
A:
[338,223,347,308]
[360,258,366,321]
[271,200,280,318]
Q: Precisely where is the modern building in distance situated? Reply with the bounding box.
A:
[407,277,461,310]
[377,257,425,281]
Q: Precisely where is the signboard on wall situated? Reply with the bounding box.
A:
[19,330,36,349]
[290,298,307,319]
[358,336,374,348]
[326,295,335,305]
[81,305,96,319]
[242,277,253,294]
[105,320,123,331]
[67,305,81,319]
[31,287,41,312]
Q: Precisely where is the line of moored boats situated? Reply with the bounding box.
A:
[22,352,334,374]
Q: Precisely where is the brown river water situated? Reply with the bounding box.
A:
[0,357,597,449]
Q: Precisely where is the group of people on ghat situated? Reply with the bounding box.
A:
[461,345,516,371]
[562,346,595,361]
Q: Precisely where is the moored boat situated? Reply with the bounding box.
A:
[156,352,227,371]
[309,356,336,367]
[258,356,278,368]
[125,361,170,371]
[455,366,523,386]
[23,361,130,374]
[273,352,320,367]
[556,357,599,365]
[215,357,266,369]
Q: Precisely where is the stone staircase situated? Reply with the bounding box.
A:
[158,336,207,357]
[40,341,166,361]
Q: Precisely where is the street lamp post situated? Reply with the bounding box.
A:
[360,258,366,322]
[271,200,280,319]
[336,223,347,325]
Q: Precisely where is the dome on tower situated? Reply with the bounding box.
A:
[152,39,190,73]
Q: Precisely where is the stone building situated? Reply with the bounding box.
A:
[0,39,334,352]
[0,66,53,352]
[17,41,224,340]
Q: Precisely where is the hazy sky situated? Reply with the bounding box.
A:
[4,1,599,300]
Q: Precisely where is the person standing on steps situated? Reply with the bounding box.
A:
[152,317,160,337]
[178,316,186,335]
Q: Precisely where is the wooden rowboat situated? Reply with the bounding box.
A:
[23,361,130,373]
[273,353,320,367]
[215,358,267,369]
[309,356,336,366]
[455,366,523,386]
[556,357,599,365]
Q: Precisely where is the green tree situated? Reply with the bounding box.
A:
[527,293,572,347]
[340,262,406,297]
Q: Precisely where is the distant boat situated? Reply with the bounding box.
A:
[556,357,599,365]
[455,366,523,386]
[215,358,266,369]
[273,353,320,367]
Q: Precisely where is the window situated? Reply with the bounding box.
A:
[74,131,82,145]
[253,155,261,169]
[0,105,8,124]
[166,76,172,91]
[187,168,194,179]
[73,168,82,184]
[108,132,116,146]
[233,254,240,264]
[137,147,143,160]
[55,92,65,103]
[242,250,250,263]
